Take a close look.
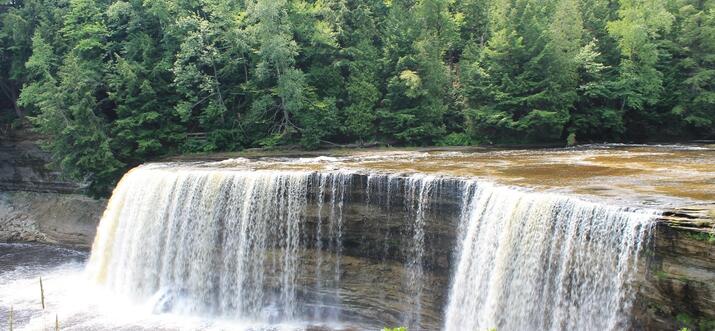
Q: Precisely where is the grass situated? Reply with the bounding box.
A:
[676,312,715,331]
[682,231,715,244]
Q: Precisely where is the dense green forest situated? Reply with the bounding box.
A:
[1,0,714,195]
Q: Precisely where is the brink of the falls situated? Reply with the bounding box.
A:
[85,163,656,330]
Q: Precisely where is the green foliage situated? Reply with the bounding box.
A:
[675,312,715,331]
[462,0,577,143]
[566,132,577,146]
[663,0,715,138]
[438,132,473,146]
[678,313,695,326]
[683,231,715,244]
[381,327,407,331]
[2,0,712,195]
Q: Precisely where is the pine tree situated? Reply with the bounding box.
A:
[337,0,384,143]
[607,0,674,138]
[378,0,455,145]
[665,0,715,138]
[464,0,573,143]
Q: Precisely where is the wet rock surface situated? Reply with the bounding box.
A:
[636,224,715,330]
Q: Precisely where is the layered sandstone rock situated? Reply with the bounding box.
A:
[0,191,106,247]
[0,130,83,193]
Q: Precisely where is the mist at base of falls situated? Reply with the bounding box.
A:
[0,164,657,330]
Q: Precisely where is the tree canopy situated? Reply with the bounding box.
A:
[1,0,713,195]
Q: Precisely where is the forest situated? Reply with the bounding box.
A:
[0,0,714,195]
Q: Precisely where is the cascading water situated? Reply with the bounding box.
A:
[444,183,656,331]
[87,167,313,320]
[85,164,441,328]
[75,161,657,330]
[401,174,438,328]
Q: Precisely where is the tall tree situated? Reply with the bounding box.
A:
[663,0,715,138]
[378,0,456,145]
[334,0,384,143]
[0,0,66,121]
[607,0,674,138]
[20,0,123,196]
[464,0,575,143]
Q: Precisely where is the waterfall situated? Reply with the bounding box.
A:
[87,166,316,320]
[310,170,352,321]
[86,162,656,330]
[85,165,441,327]
[402,174,438,328]
[444,182,656,331]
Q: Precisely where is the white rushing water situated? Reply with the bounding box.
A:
[1,162,657,330]
[84,165,440,329]
[89,167,335,323]
[444,182,656,331]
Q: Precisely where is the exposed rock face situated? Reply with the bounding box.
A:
[636,224,715,330]
[0,130,84,193]
[0,130,103,247]
[0,191,106,247]
[301,176,463,328]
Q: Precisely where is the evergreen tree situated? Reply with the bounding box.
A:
[665,0,715,138]
[464,0,572,143]
[336,0,384,143]
[20,31,123,196]
[607,0,674,138]
[378,0,455,145]
[0,0,66,121]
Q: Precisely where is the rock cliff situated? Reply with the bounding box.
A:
[0,130,83,193]
[0,130,105,247]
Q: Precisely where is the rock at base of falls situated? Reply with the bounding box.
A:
[0,191,106,247]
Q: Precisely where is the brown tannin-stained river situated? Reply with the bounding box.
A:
[194,143,715,209]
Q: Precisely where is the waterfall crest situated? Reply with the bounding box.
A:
[444,183,655,331]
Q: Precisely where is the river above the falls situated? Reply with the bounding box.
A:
[188,143,715,209]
